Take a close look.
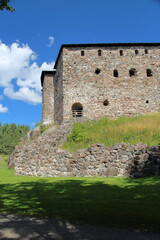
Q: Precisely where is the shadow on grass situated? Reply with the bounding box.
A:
[0,177,160,235]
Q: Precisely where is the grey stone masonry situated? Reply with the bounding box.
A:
[41,43,160,125]
[41,71,55,124]
[9,121,160,178]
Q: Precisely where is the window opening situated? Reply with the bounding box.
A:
[146,69,152,77]
[120,50,123,56]
[135,50,139,55]
[72,103,83,117]
[98,50,102,56]
[95,68,101,74]
[81,51,84,56]
[103,99,109,106]
[129,68,137,77]
[145,49,148,54]
[114,69,118,78]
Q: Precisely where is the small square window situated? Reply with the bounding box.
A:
[146,69,152,77]
[95,68,101,74]
[129,68,137,76]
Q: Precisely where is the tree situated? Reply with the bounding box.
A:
[0,123,30,155]
[0,0,15,12]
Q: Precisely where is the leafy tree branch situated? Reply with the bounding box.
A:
[0,0,15,12]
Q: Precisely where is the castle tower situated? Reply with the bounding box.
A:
[41,70,55,124]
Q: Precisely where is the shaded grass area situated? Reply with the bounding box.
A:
[64,113,160,152]
[0,161,160,232]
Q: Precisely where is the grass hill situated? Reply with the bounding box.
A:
[64,113,160,152]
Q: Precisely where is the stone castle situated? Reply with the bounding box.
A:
[9,43,160,178]
[41,43,160,125]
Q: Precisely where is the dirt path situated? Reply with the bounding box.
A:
[0,214,160,240]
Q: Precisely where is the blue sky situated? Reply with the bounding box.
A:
[0,0,160,128]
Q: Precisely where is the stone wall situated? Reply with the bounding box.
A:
[42,72,55,124]
[54,52,64,124]
[41,44,160,124]
[10,122,160,178]
[62,46,160,121]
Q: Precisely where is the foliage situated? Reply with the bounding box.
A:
[0,0,15,12]
[39,123,55,133]
[35,121,42,127]
[0,161,160,232]
[64,113,160,152]
[0,123,30,155]
[34,121,55,133]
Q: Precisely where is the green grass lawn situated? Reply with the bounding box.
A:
[0,157,160,232]
[64,113,160,151]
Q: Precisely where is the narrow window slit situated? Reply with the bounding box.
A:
[114,69,118,78]
[145,49,148,54]
[135,50,139,55]
[120,50,123,56]
[81,51,84,56]
[98,50,102,56]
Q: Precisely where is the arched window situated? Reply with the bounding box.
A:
[98,49,102,56]
[72,103,83,117]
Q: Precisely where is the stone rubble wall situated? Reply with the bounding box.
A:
[9,121,160,178]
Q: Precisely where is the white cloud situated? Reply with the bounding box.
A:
[4,86,42,105]
[48,36,54,47]
[0,103,8,113]
[0,40,54,105]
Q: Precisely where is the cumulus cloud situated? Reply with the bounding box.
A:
[4,86,42,105]
[48,36,54,47]
[0,40,54,106]
[0,103,8,113]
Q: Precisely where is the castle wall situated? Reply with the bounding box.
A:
[12,122,160,178]
[54,52,64,124]
[61,46,160,120]
[42,72,55,124]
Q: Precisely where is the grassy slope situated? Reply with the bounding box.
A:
[64,113,160,152]
[0,158,160,232]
